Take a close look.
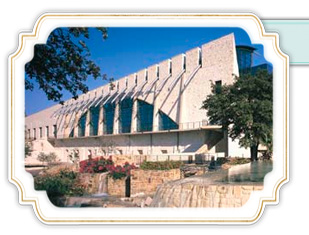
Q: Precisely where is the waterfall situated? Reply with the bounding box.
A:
[92,172,109,197]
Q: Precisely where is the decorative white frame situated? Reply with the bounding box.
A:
[8,13,289,225]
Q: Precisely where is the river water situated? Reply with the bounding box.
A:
[202,161,273,184]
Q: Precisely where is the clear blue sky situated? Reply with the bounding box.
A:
[25,27,268,115]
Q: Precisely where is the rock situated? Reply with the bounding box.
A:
[181,165,207,177]
[221,163,232,170]
[131,192,145,198]
[150,176,256,208]
[144,196,153,206]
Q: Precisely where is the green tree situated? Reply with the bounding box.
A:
[25,27,108,104]
[37,152,57,166]
[202,69,272,161]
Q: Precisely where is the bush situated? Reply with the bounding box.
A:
[79,156,114,173]
[34,169,85,205]
[140,161,183,170]
[107,162,137,180]
[79,156,136,180]
[228,157,251,165]
[25,141,32,157]
[216,157,229,165]
[37,152,57,165]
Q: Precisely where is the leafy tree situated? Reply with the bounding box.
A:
[37,152,57,166]
[25,27,108,104]
[202,69,272,161]
[25,140,32,158]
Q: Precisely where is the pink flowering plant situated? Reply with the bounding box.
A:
[79,157,137,179]
[79,156,114,174]
[106,162,137,180]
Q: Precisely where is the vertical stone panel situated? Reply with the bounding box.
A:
[157,54,184,123]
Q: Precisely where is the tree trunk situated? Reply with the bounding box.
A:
[250,144,259,161]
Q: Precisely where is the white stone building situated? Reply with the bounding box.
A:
[25,33,267,163]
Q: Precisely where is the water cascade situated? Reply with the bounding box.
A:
[92,172,109,197]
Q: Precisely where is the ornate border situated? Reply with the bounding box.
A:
[8,13,289,224]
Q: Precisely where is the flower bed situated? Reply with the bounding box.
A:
[79,156,137,179]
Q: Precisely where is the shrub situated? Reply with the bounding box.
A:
[34,169,85,206]
[228,157,251,165]
[25,141,32,158]
[79,156,114,173]
[37,152,57,165]
[216,157,229,165]
[107,162,137,180]
[79,157,136,180]
[140,161,183,170]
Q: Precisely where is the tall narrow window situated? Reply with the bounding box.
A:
[28,129,31,139]
[39,127,42,138]
[137,100,153,132]
[33,128,36,140]
[78,113,87,137]
[89,106,100,136]
[69,128,74,138]
[183,55,186,71]
[169,60,172,75]
[119,98,133,133]
[53,125,57,138]
[215,80,222,94]
[46,126,49,138]
[145,70,148,81]
[103,103,115,134]
[198,48,202,66]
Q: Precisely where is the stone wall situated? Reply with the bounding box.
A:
[107,177,127,197]
[151,181,264,208]
[130,169,181,196]
[78,173,108,195]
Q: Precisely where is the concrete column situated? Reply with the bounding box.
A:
[152,89,159,131]
[113,102,120,134]
[178,74,185,128]
[63,114,70,138]
[85,110,91,136]
[131,99,138,133]
[98,105,104,135]
[73,113,79,137]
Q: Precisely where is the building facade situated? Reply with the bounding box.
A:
[25,33,263,163]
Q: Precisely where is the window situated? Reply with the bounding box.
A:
[215,80,222,94]
[183,55,186,70]
[103,102,115,134]
[46,126,49,138]
[53,125,57,138]
[28,129,31,139]
[198,48,202,66]
[89,106,100,136]
[119,98,133,133]
[39,127,42,138]
[158,110,178,131]
[33,128,36,140]
[78,113,87,137]
[169,60,172,75]
[69,128,74,138]
[137,100,153,132]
